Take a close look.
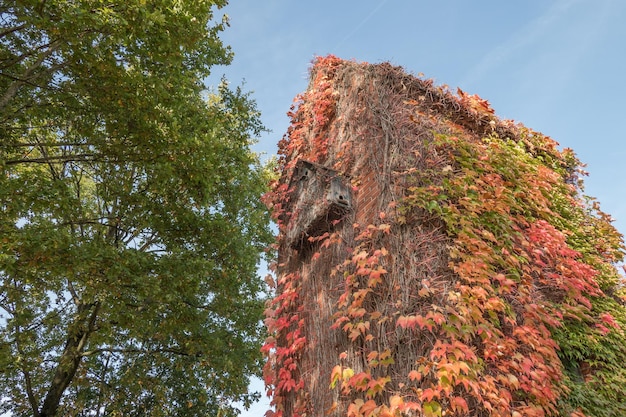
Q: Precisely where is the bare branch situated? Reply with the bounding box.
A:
[81,346,197,358]
[137,234,161,252]
[12,141,93,148]
[15,323,40,416]
[4,154,96,165]
[20,367,39,416]
[0,38,62,111]
[0,40,58,71]
[33,132,62,180]
[0,23,27,39]
[67,280,80,307]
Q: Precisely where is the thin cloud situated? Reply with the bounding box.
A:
[332,0,390,52]
[460,0,580,87]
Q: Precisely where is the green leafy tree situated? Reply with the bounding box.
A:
[0,1,272,416]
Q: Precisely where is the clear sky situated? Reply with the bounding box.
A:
[207,1,626,415]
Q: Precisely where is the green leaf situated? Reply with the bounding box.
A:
[423,400,442,417]
[0,1,271,416]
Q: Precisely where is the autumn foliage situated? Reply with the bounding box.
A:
[263,56,626,417]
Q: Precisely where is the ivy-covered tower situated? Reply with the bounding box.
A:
[263,56,626,417]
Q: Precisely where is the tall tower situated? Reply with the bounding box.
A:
[262,56,626,417]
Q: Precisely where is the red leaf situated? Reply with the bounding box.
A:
[450,396,468,413]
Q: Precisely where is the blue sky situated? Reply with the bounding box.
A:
[207,1,626,415]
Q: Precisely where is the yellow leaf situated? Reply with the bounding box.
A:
[389,395,404,410]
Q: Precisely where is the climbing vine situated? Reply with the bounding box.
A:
[263,56,626,417]
[263,55,346,417]
[395,131,626,416]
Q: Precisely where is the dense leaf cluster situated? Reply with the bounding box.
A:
[1,1,272,416]
[404,132,626,416]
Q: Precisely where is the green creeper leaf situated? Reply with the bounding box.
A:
[423,400,442,417]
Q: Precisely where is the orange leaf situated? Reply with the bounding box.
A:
[330,365,342,388]
[408,370,422,382]
[360,400,378,416]
[421,388,439,402]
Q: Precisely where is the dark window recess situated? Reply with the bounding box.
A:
[283,160,352,249]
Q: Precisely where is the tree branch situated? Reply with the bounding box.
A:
[15,323,40,416]
[95,352,112,417]
[137,234,161,252]
[34,132,62,180]
[4,154,96,165]
[0,40,58,72]
[81,346,197,358]
[21,367,39,417]
[12,141,92,148]
[0,23,27,40]
[67,280,80,307]
[0,38,61,110]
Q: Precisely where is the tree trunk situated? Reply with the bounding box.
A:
[38,302,100,417]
